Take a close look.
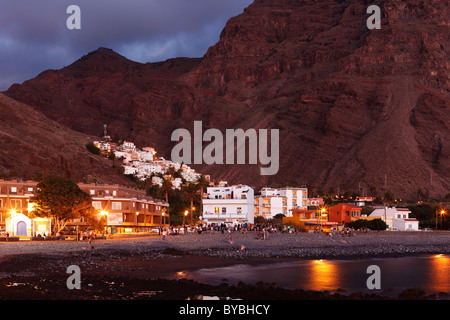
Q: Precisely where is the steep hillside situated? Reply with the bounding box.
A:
[0,93,134,186]
[4,0,449,198]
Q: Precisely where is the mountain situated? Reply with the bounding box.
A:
[0,93,134,186]
[4,0,450,199]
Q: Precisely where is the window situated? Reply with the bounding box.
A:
[222,207,227,214]
[11,199,22,209]
[0,199,2,207]
[111,202,122,210]
[27,187,33,192]
[92,201,102,210]
[113,190,117,196]
[11,187,17,193]
[90,190,95,195]
[345,211,350,216]
[215,207,219,214]
[237,207,242,214]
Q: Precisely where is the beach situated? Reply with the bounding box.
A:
[0,230,449,300]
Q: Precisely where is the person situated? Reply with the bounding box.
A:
[238,244,246,252]
[228,236,234,244]
[88,233,94,249]
[162,229,167,240]
[5,232,9,242]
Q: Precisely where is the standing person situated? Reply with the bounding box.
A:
[162,228,167,240]
[88,232,94,249]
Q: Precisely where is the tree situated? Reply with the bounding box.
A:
[181,183,200,225]
[159,178,173,204]
[85,142,100,155]
[30,176,93,234]
[158,178,173,224]
[196,175,210,218]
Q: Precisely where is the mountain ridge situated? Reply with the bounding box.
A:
[4,0,450,198]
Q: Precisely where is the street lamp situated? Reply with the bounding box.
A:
[184,210,189,225]
[136,211,140,234]
[436,209,446,230]
[320,207,327,232]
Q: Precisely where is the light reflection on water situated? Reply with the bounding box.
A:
[173,255,449,297]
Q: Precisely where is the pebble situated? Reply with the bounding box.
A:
[0,231,449,260]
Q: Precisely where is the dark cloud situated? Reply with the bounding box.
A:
[0,0,253,90]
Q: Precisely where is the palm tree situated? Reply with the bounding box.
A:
[181,183,200,225]
[159,178,173,204]
[196,175,210,218]
[158,178,173,225]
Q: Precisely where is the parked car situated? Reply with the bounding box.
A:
[390,227,399,231]
[422,228,433,232]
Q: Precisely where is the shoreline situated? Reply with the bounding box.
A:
[0,231,449,300]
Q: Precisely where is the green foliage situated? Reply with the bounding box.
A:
[85,142,100,155]
[30,176,93,233]
[346,218,387,230]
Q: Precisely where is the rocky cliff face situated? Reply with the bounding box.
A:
[4,0,450,198]
[0,93,135,186]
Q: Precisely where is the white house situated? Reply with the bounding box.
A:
[202,185,254,225]
[137,150,154,162]
[369,207,419,231]
[123,165,139,175]
[254,187,308,219]
[122,141,136,151]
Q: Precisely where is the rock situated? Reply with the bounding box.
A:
[398,288,427,299]
[3,0,449,197]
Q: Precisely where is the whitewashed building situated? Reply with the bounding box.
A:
[254,187,308,219]
[202,185,254,225]
[369,207,419,231]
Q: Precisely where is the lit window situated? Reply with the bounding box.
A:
[90,190,95,195]
[11,187,17,193]
[11,199,22,208]
[111,202,122,210]
[92,201,102,210]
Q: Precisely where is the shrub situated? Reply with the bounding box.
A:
[85,142,100,155]
[346,218,386,230]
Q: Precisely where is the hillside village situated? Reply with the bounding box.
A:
[89,131,448,232]
[93,135,207,189]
